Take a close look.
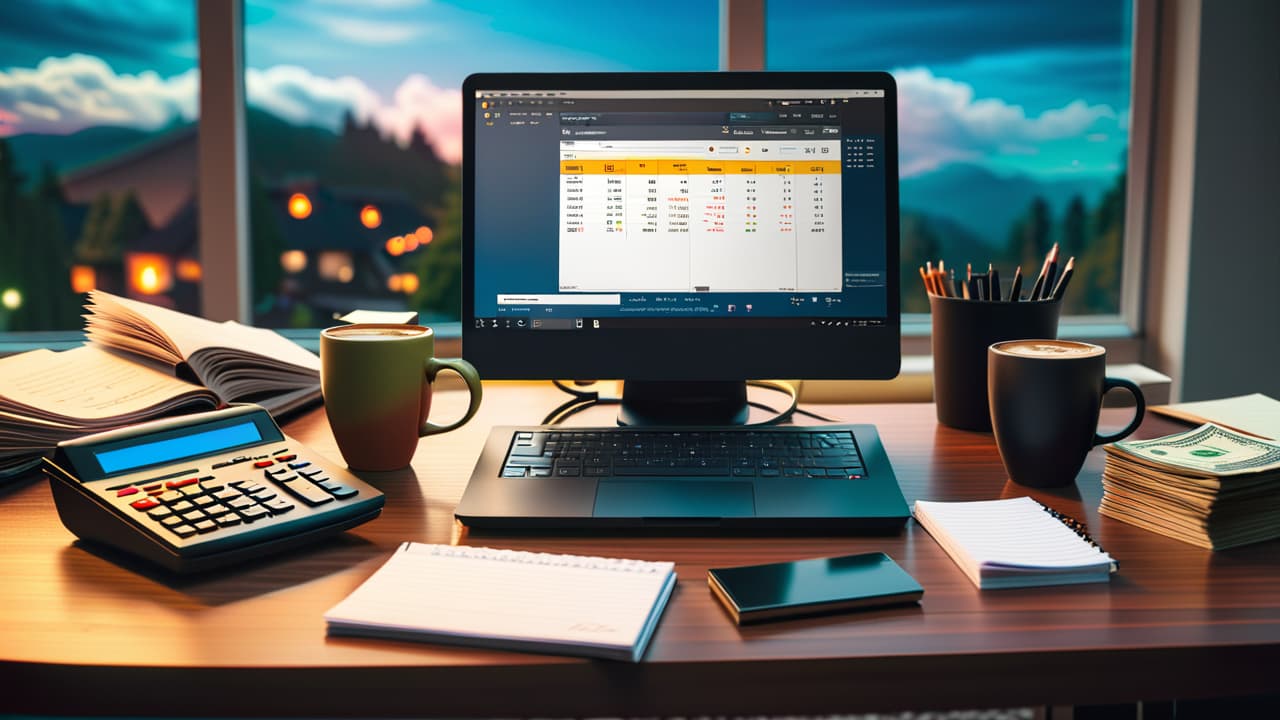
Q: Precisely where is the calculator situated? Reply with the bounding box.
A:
[43,404,385,573]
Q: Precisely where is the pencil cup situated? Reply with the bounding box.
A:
[929,295,1061,431]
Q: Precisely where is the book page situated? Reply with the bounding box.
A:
[87,291,320,372]
[326,543,675,657]
[0,346,214,421]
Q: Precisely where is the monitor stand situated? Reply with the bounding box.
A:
[617,380,749,427]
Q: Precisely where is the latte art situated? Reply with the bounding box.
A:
[995,340,1104,358]
[328,326,427,340]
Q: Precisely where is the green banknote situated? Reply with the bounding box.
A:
[1111,423,1280,476]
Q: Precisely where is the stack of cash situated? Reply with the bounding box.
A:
[1101,423,1280,550]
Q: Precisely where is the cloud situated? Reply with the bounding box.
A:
[0,53,196,135]
[307,15,429,45]
[895,67,1118,176]
[245,65,461,162]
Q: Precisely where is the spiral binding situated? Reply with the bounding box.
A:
[417,543,668,573]
[1040,505,1115,564]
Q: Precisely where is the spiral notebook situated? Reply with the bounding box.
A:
[324,543,677,662]
[913,497,1117,590]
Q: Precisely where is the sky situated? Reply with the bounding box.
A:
[0,0,1131,178]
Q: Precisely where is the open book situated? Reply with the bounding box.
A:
[325,543,677,662]
[913,497,1117,590]
[0,291,320,479]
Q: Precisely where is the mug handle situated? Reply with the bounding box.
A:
[1092,377,1146,446]
[420,357,483,436]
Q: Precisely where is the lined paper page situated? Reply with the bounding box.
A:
[914,497,1114,569]
[325,543,676,659]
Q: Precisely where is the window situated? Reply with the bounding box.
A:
[767,1,1135,319]
[0,1,200,331]
[242,0,719,327]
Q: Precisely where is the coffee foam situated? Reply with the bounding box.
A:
[327,326,426,340]
[995,340,1104,358]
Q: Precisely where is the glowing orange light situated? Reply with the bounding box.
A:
[400,273,420,294]
[360,204,382,229]
[280,250,307,273]
[385,235,406,256]
[127,254,173,295]
[288,193,312,220]
[176,258,202,282]
[387,274,403,292]
[337,265,354,283]
[416,225,433,246]
[70,265,97,294]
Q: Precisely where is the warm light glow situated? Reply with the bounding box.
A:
[415,225,434,246]
[399,273,420,294]
[176,258,202,282]
[387,274,403,292]
[385,235,406,256]
[288,193,312,220]
[127,254,173,295]
[318,251,352,281]
[1,288,21,310]
[70,265,97,294]
[280,249,307,274]
[360,204,382,229]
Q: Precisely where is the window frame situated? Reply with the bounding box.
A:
[1,0,1157,367]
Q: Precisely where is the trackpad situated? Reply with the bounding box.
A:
[594,480,755,518]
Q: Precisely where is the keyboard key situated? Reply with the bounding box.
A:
[147,506,173,519]
[193,519,218,534]
[167,524,197,538]
[279,478,333,506]
[182,510,206,523]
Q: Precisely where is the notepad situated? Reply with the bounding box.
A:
[324,543,677,662]
[913,497,1117,590]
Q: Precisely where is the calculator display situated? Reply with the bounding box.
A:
[95,420,263,475]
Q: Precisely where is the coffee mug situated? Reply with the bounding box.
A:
[988,340,1145,488]
[320,324,482,471]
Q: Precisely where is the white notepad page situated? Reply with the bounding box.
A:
[913,497,1116,589]
[325,543,677,661]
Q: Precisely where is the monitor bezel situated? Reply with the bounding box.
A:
[461,71,900,382]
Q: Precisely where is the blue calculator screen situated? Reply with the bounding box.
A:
[95,421,263,475]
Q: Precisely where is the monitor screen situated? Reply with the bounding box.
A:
[462,73,900,423]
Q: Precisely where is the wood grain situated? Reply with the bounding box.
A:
[2,385,1278,716]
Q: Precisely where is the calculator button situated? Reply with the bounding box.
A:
[193,495,215,507]
[237,482,265,494]
[264,497,295,514]
[265,467,290,478]
[249,487,277,501]
[213,488,241,501]
[158,490,185,504]
[253,460,274,469]
[298,467,324,479]
[161,515,185,527]
[279,478,334,506]
[287,461,311,470]
[228,497,257,510]
[168,524,197,538]
[205,503,229,516]
[116,487,139,498]
[193,519,218,534]
[170,500,195,513]
[166,477,199,489]
[142,483,162,492]
[129,497,161,511]
[326,485,359,500]
[147,506,173,519]
[214,513,242,527]
[182,510,206,523]
[239,506,270,522]
[180,485,207,498]
[275,453,297,462]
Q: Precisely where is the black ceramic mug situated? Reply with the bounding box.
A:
[988,340,1145,488]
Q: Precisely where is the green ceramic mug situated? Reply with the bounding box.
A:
[320,324,482,471]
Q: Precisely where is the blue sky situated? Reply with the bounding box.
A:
[0,0,1131,177]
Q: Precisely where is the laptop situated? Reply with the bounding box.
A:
[455,71,908,530]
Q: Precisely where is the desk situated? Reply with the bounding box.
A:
[2,383,1279,717]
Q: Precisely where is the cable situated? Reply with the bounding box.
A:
[541,379,841,426]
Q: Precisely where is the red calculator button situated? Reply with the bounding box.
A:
[274,454,297,462]
[116,487,139,498]
[253,460,275,468]
[165,477,199,489]
[130,497,161,511]
[143,484,162,492]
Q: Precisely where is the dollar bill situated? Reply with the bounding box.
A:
[1107,423,1280,476]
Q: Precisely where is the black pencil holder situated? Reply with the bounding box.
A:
[929,295,1062,431]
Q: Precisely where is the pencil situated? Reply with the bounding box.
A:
[989,264,1002,302]
[1051,256,1075,301]
[1009,266,1023,302]
[919,266,932,295]
[1041,243,1060,300]
[1028,254,1050,302]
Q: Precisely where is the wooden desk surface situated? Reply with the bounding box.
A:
[2,383,1278,717]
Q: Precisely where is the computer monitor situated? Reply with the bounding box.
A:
[462,72,900,425]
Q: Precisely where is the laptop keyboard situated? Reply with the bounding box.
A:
[500,428,867,480]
